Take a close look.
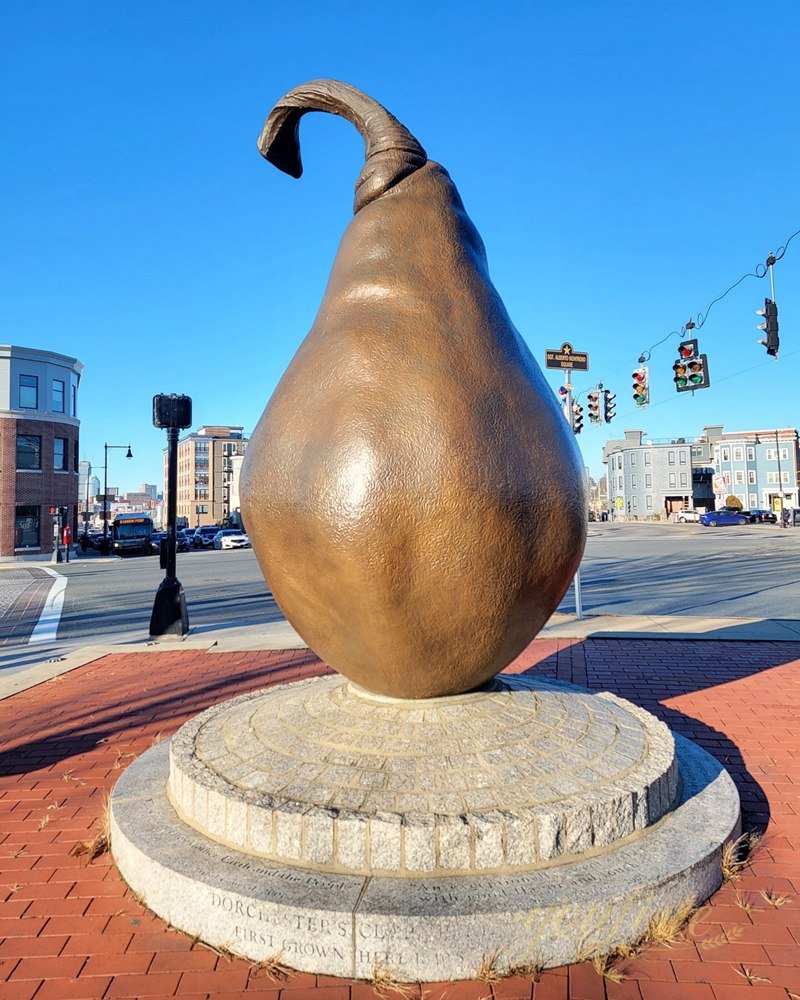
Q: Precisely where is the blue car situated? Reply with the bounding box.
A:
[700,510,750,527]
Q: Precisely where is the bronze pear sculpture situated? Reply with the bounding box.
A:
[240,80,587,699]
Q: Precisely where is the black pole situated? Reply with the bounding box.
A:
[165,427,178,578]
[149,395,191,636]
[102,442,109,554]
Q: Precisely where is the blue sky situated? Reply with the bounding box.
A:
[2,1,799,490]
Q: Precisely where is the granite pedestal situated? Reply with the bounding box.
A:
[110,674,740,981]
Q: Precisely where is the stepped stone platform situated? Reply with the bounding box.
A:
[110,674,740,981]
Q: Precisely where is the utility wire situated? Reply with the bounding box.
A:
[638,225,800,363]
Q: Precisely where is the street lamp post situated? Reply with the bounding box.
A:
[101,443,133,554]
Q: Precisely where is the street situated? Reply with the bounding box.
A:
[2,521,800,652]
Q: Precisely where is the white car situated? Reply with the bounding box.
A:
[674,509,701,523]
[213,530,251,550]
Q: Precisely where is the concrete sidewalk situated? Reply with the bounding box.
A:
[4,608,800,702]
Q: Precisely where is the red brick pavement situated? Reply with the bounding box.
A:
[1,638,800,999]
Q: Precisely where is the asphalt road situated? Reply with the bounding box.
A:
[7,520,800,650]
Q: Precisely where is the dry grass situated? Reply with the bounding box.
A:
[644,896,698,947]
[370,963,414,998]
[734,965,771,985]
[113,751,136,770]
[505,957,542,981]
[6,882,23,894]
[721,831,761,883]
[37,814,50,831]
[475,950,504,985]
[71,793,111,862]
[591,953,627,982]
[761,889,790,908]
[250,952,292,982]
[734,890,755,914]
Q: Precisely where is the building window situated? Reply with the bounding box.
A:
[668,451,675,465]
[680,451,687,465]
[721,447,730,462]
[54,438,68,471]
[646,495,653,510]
[630,453,636,466]
[17,434,42,470]
[765,448,788,461]
[669,473,676,487]
[632,496,638,510]
[19,374,38,409]
[72,384,77,416]
[15,506,40,548]
[74,441,79,471]
[747,447,755,461]
[783,471,791,484]
[748,470,756,485]
[680,473,688,487]
[631,475,637,487]
[644,452,652,466]
[52,379,65,413]
[768,472,777,485]
[618,476,623,490]
[645,474,652,487]
[733,447,743,462]
[749,493,758,507]
[734,470,744,485]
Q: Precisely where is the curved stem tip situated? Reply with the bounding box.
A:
[258,79,428,213]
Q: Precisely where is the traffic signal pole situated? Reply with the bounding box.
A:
[564,373,584,621]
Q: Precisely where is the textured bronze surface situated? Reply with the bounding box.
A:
[241,80,587,698]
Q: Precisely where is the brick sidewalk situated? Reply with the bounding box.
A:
[1,638,799,999]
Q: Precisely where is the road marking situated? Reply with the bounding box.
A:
[29,568,68,644]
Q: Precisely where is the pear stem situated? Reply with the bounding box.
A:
[258,79,428,213]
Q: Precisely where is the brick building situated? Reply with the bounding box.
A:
[165,425,248,528]
[0,345,83,558]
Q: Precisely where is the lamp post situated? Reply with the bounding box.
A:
[101,443,133,554]
[150,394,192,636]
[81,460,94,552]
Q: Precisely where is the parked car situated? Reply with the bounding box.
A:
[700,510,750,527]
[192,526,221,548]
[748,509,778,524]
[176,530,192,552]
[213,529,251,550]
[674,509,701,523]
[149,530,168,555]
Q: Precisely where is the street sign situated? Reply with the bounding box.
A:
[545,342,589,371]
[615,497,624,509]
[95,494,111,502]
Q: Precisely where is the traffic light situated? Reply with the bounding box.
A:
[756,298,779,357]
[672,339,710,392]
[572,401,584,434]
[587,389,602,424]
[603,389,616,423]
[632,367,649,406]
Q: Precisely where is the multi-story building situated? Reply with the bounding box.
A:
[140,483,158,500]
[0,345,82,558]
[603,430,696,519]
[711,427,799,512]
[166,425,248,528]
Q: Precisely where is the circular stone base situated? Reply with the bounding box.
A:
[167,675,678,874]
[110,693,740,981]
